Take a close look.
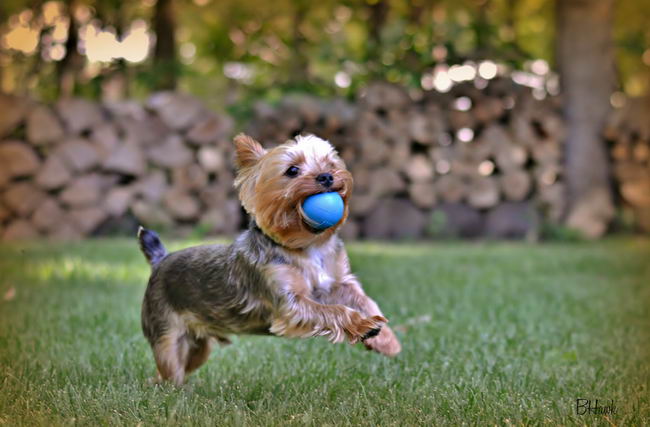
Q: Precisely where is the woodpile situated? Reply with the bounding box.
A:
[0,92,239,240]
[605,97,650,232]
[1,82,647,241]
[248,79,566,239]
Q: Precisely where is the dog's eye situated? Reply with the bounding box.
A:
[285,166,300,177]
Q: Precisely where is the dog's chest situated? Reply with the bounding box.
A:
[301,247,336,296]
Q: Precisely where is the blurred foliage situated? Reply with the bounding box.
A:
[0,0,648,112]
[539,222,586,242]
[176,0,558,110]
[426,210,450,239]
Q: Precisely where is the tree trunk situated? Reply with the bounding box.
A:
[474,0,492,54]
[556,0,616,238]
[289,0,309,84]
[366,0,388,75]
[153,0,177,90]
[57,0,83,97]
[0,4,5,89]
[368,0,388,46]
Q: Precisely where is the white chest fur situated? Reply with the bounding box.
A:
[278,239,340,300]
[305,246,335,294]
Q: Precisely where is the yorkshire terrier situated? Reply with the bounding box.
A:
[138,134,401,385]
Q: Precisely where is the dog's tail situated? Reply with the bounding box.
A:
[137,226,168,267]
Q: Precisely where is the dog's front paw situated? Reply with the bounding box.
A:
[344,312,387,344]
[363,325,401,357]
[361,326,382,341]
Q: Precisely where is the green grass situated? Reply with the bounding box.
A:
[0,238,649,426]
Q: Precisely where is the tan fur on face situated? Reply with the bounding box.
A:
[234,134,353,249]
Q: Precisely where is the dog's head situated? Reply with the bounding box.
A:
[233,133,352,249]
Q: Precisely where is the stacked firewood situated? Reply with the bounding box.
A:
[605,97,650,232]
[0,92,240,240]
[248,79,566,239]
[4,82,644,241]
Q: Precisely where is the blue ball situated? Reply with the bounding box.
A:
[302,192,344,230]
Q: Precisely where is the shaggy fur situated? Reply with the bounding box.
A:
[139,134,401,386]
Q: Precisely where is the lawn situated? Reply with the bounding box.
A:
[0,238,648,426]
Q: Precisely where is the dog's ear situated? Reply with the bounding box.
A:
[234,134,266,169]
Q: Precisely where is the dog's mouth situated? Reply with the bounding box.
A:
[298,187,345,234]
[301,218,325,234]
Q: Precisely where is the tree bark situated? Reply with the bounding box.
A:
[366,0,388,74]
[556,0,616,238]
[474,0,492,54]
[290,0,309,84]
[0,4,5,88]
[57,0,83,97]
[368,0,388,47]
[153,0,177,90]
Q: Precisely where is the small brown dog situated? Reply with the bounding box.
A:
[138,134,401,385]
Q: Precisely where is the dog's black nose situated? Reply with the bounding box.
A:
[316,173,334,188]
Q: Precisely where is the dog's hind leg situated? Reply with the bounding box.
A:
[185,337,212,374]
[152,323,191,386]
